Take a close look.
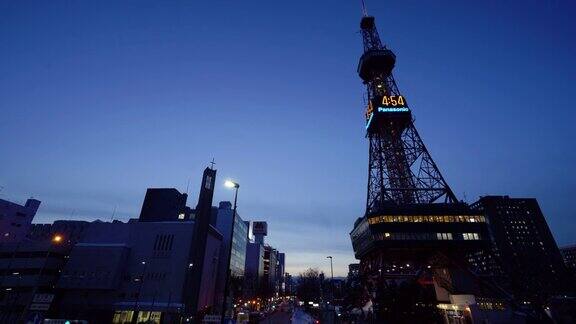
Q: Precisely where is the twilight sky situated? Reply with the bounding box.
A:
[1,0,575,277]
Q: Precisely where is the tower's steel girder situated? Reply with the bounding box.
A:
[359,16,457,213]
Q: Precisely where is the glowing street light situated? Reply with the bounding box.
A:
[52,234,63,243]
[224,180,239,188]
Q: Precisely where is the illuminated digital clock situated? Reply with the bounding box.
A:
[365,95,409,118]
[365,95,411,130]
[381,95,407,107]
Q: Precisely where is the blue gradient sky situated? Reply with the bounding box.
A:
[1,1,575,276]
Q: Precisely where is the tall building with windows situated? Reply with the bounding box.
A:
[0,197,40,243]
[214,201,248,308]
[244,241,265,297]
[277,253,285,294]
[471,196,569,301]
[263,246,278,293]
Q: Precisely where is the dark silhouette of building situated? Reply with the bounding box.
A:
[560,244,576,276]
[26,220,91,244]
[0,197,40,243]
[185,167,219,319]
[0,241,69,323]
[138,188,189,222]
[471,196,570,302]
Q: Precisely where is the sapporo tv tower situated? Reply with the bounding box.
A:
[350,4,497,321]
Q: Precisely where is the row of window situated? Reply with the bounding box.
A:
[374,232,482,241]
[477,298,506,311]
[368,215,485,225]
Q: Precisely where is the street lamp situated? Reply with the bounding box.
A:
[326,256,334,282]
[52,234,63,243]
[222,180,240,323]
[327,256,334,306]
[134,260,148,321]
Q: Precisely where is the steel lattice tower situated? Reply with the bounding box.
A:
[350,11,503,322]
[358,16,457,215]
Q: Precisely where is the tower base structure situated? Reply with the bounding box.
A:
[350,203,526,323]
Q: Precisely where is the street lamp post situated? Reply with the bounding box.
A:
[134,260,148,323]
[222,180,240,323]
[326,256,334,304]
[326,256,334,282]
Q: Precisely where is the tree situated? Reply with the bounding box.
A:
[296,268,325,304]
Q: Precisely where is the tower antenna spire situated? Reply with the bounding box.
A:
[361,0,368,17]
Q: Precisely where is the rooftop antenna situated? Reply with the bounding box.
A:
[361,0,368,16]
[209,158,216,170]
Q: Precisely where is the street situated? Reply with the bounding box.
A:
[259,309,292,324]
[259,304,316,324]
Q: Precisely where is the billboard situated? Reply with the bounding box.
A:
[252,221,268,236]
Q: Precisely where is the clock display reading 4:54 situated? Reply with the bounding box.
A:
[381,95,406,107]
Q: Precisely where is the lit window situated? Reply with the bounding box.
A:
[463,233,480,240]
[178,213,185,220]
[437,233,453,240]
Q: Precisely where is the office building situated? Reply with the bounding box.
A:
[263,246,278,294]
[471,196,569,301]
[243,221,286,298]
[277,253,285,294]
[214,201,248,309]
[560,244,576,276]
[0,197,40,243]
[284,273,293,296]
[244,242,265,298]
